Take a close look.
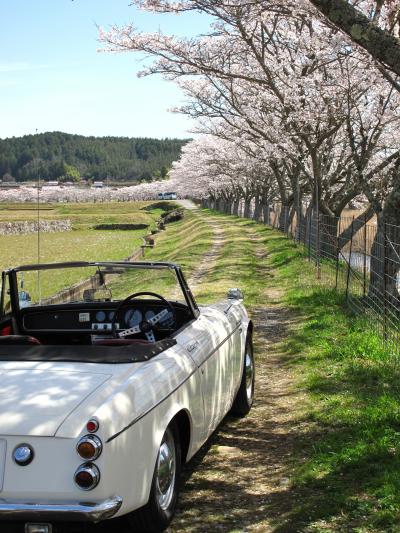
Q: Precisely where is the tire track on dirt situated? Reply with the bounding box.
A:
[186,219,225,293]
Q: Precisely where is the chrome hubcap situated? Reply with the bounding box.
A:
[155,428,176,510]
[245,350,254,403]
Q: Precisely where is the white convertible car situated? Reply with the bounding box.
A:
[0,261,254,533]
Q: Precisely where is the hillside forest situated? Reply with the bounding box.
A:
[0,132,188,183]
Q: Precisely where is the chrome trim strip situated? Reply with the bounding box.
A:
[107,321,242,443]
[0,495,122,523]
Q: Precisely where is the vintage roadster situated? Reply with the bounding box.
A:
[0,261,254,533]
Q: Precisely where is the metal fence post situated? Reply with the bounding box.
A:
[345,216,355,301]
[316,213,321,279]
[335,216,341,289]
[363,213,367,297]
[286,207,290,238]
[383,222,388,341]
[297,210,301,243]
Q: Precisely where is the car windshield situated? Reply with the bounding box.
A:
[13,263,186,307]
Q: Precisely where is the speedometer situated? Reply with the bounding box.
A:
[124,309,142,328]
[145,310,155,321]
[95,311,106,322]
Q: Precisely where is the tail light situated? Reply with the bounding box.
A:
[86,418,99,433]
[76,435,102,461]
[74,463,100,490]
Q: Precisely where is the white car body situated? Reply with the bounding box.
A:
[0,262,253,530]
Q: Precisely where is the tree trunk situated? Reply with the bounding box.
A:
[309,0,400,80]
[243,198,252,218]
[262,204,270,225]
[253,196,261,221]
[368,185,400,308]
[232,199,240,216]
[278,204,290,232]
[337,205,376,246]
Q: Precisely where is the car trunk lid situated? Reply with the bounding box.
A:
[0,364,111,437]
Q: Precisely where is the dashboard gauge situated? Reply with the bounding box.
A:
[145,310,155,322]
[95,311,106,322]
[124,309,142,328]
[108,311,115,321]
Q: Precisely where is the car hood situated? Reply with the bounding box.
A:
[0,363,112,437]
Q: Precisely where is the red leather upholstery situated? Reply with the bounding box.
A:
[0,335,41,345]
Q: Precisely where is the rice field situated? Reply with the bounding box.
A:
[0,201,172,299]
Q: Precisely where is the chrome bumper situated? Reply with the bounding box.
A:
[0,495,122,522]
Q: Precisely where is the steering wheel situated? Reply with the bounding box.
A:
[111,291,177,343]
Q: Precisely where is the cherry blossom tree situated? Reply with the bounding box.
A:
[100,0,400,299]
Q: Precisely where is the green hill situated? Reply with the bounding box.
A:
[0,132,188,183]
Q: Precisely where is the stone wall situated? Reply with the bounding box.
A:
[0,220,72,235]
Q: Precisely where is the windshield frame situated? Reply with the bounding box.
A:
[2,261,199,320]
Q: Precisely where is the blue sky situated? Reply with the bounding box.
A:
[0,1,211,139]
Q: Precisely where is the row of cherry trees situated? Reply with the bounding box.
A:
[0,181,183,203]
[101,1,400,224]
[100,0,400,298]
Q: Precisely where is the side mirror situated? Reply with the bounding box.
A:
[227,288,244,301]
[19,290,32,308]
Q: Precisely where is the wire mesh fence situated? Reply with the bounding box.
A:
[203,198,400,356]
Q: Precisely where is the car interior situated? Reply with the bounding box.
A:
[0,263,198,353]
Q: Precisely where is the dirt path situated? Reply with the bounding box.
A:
[187,219,225,293]
[167,221,305,533]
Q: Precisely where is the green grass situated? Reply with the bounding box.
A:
[247,217,400,532]
[286,293,400,532]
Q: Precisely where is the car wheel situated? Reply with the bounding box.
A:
[127,421,181,532]
[230,334,255,416]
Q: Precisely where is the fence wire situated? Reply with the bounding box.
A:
[204,198,400,356]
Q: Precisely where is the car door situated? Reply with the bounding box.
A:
[176,309,235,437]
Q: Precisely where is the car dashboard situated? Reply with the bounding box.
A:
[18,300,190,344]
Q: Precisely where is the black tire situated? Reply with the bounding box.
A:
[127,421,182,533]
[230,334,255,416]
